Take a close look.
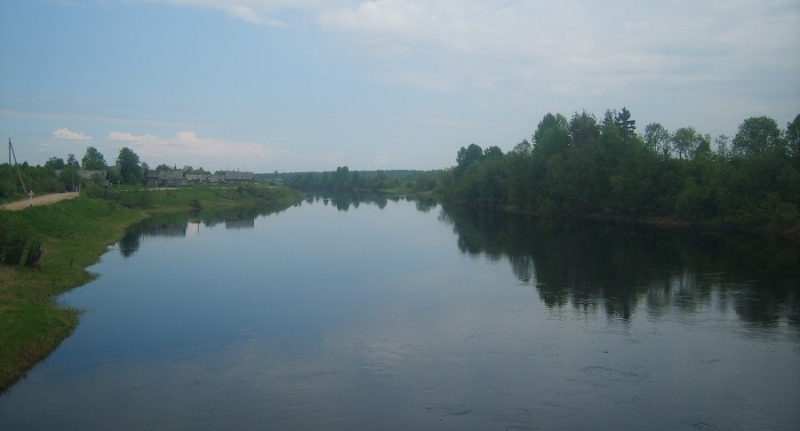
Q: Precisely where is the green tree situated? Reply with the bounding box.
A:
[81,146,107,170]
[532,113,569,158]
[44,157,65,171]
[644,123,671,157]
[511,139,532,157]
[615,107,636,141]
[117,147,143,184]
[66,153,80,169]
[456,144,484,175]
[786,114,800,162]
[731,116,784,158]
[483,145,504,158]
[714,134,730,159]
[57,163,80,191]
[332,166,352,189]
[569,110,600,148]
[692,134,712,160]
[672,127,701,160]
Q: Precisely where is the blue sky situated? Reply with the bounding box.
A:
[1,0,798,173]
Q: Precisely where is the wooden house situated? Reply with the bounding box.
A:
[186,174,209,184]
[224,171,254,184]
[144,169,188,187]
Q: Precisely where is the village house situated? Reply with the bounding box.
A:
[185,174,208,184]
[144,169,187,187]
[224,171,254,184]
[207,175,225,185]
[78,170,110,187]
[142,169,254,187]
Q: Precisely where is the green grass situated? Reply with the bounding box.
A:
[0,197,146,391]
[0,185,302,392]
[147,184,295,210]
[85,183,302,213]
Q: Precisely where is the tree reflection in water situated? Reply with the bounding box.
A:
[118,205,293,259]
[439,204,800,328]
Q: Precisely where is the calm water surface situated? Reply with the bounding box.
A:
[1,195,798,430]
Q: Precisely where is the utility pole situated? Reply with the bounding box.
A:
[8,138,28,194]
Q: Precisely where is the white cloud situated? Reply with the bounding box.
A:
[317,1,800,91]
[313,0,800,136]
[46,0,798,163]
[136,0,328,26]
[108,131,141,141]
[104,130,340,172]
[52,128,92,140]
[121,1,800,100]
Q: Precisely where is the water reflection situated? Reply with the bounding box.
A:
[2,194,798,430]
[439,204,800,328]
[119,195,437,259]
[305,192,391,211]
[299,192,436,212]
[119,205,293,258]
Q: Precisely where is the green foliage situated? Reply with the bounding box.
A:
[569,111,600,148]
[732,116,785,158]
[66,154,80,169]
[44,157,65,171]
[413,172,437,192]
[533,113,569,159]
[0,163,66,202]
[456,144,485,176]
[615,107,636,141]
[786,114,800,164]
[188,199,203,210]
[116,147,143,184]
[668,127,711,161]
[81,146,107,170]
[285,168,436,193]
[644,123,671,158]
[83,184,153,209]
[0,212,34,262]
[0,197,147,391]
[439,108,800,232]
[184,166,210,175]
[57,166,80,192]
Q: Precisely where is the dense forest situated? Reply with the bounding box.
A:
[282,168,439,193]
[439,109,800,233]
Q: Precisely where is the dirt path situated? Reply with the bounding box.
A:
[0,192,80,211]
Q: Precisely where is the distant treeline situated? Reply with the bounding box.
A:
[0,145,146,201]
[279,168,439,193]
[439,108,800,232]
[1,144,248,203]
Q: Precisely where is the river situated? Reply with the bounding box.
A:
[1,195,798,430]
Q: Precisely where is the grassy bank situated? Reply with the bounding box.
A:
[0,185,302,392]
[0,197,146,391]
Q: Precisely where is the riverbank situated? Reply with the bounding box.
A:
[0,186,302,392]
[438,196,800,244]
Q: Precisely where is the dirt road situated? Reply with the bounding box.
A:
[0,192,80,211]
